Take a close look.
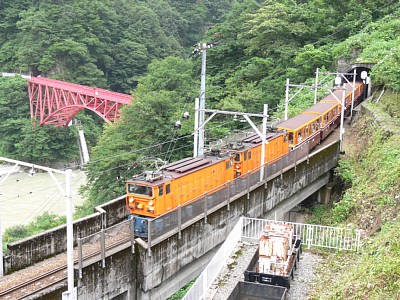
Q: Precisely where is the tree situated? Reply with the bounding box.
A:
[83,56,196,206]
[0,76,80,165]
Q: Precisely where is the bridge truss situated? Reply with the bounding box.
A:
[28,77,132,127]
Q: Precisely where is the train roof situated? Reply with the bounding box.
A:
[322,82,362,102]
[126,132,284,186]
[322,88,343,102]
[240,131,284,144]
[303,101,337,114]
[277,113,319,131]
[127,155,228,186]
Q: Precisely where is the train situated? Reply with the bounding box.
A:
[126,80,365,237]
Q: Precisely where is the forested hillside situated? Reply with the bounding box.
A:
[82,0,399,207]
[1,1,400,298]
[0,0,233,165]
[1,0,398,209]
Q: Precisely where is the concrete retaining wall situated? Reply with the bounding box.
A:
[4,195,127,273]
[77,247,136,300]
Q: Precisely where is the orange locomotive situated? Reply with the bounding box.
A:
[126,81,364,237]
[126,130,288,236]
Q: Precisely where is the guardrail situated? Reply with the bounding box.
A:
[242,217,361,252]
[182,218,244,300]
[77,219,131,279]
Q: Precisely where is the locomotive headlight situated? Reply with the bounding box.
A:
[129,197,134,203]
[235,164,240,169]
[149,200,154,206]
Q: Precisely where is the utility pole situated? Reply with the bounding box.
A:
[314,68,319,104]
[339,86,346,152]
[195,106,269,182]
[192,42,219,157]
[64,168,75,300]
[350,69,356,120]
[193,98,199,158]
[198,43,207,156]
[317,69,358,120]
[0,157,76,299]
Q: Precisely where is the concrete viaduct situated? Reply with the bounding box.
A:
[2,136,340,300]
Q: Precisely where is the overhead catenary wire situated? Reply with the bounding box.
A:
[0,171,86,228]
[60,1,381,171]
[6,0,395,225]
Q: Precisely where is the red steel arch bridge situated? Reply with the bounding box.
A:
[27,76,131,127]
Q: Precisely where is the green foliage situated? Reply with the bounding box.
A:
[1,0,235,166]
[307,204,334,225]
[312,99,400,299]
[2,212,66,252]
[336,160,355,187]
[380,92,400,119]
[311,220,400,300]
[0,0,232,92]
[167,279,195,300]
[13,121,80,165]
[333,8,400,90]
[82,57,197,207]
[332,193,355,224]
[331,125,400,228]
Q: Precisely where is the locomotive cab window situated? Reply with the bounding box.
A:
[235,153,241,162]
[166,184,171,194]
[158,184,164,196]
[244,151,247,161]
[248,152,251,159]
[128,184,153,197]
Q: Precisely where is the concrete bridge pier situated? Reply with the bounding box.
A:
[263,172,330,221]
[318,182,333,204]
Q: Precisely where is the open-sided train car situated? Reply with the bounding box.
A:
[322,81,364,109]
[277,81,364,150]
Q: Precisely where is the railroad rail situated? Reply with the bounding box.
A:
[0,228,131,299]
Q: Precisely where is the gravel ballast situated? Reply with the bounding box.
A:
[204,242,321,300]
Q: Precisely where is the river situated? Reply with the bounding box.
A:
[0,169,86,233]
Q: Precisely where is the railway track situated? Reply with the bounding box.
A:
[0,236,131,299]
